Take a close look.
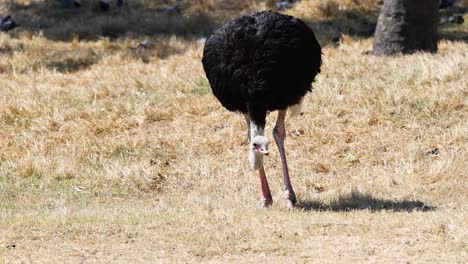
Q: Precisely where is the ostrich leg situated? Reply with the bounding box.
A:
[273,109,297,208]
[257,166,273,207]
[244,114,272,207]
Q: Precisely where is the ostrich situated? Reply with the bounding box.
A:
[202,11,322,208]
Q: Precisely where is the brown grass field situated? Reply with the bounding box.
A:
[1,0,467,263]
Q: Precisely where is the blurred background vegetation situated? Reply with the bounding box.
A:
[0,0,464,41]
[0,0,466,75]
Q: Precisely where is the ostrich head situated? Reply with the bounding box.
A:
[249,135,270,170]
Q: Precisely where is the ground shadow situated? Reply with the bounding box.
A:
[438,5,468,42]
[305,8,468,46]
[298,191,435,212]
[0,1,366,55]
[304,9,378,45]
[4,1,380,46]
[4,0,217,41]
[439,23,468,42]
[3,1,465,47]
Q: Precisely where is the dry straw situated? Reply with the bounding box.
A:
[1,0,467,262]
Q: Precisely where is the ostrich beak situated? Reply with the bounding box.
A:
[253,148,269,155]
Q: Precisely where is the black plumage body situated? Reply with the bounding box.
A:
[202,11,321,126]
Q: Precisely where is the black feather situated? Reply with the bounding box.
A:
[202,11,321,126]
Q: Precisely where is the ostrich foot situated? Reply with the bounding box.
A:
[285,190,297,209]
[259,196,273,208]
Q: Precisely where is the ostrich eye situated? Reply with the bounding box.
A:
[253,143,259,148]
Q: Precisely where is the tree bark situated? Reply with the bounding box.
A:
[372,0,440,55]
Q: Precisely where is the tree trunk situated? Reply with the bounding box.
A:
[372,0,440,55]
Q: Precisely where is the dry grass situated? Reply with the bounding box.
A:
[1,0,468,262]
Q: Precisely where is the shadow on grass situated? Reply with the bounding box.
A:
[306,8,468,45]
[5,0,217,41]
[3,1,381,41]
[298,191,435,212]
[304,10,378,44]
[4,1,381,48]
[439,23,468,42]
[4,1,465,47]
[438,6,468,42]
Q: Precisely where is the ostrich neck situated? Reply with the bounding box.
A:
[249,122,265,170]
[250,122,264,139]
